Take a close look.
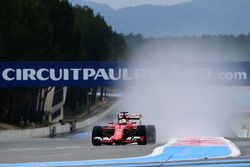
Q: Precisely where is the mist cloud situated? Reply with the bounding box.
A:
[121,41,245,142]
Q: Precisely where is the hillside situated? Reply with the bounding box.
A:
[70,0,250,37]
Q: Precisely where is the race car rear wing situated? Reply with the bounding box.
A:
[118,112,142,120]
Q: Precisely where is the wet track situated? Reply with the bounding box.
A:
[1,133,250,166]
[0,107,161,164]
[0,135,160,163]
[1,107,250,166]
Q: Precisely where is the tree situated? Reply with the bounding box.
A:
[0,0,127,125]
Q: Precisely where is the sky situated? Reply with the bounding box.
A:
[87,0,192,9]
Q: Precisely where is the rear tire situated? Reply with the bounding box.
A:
[146,125,156,144]
[92,126,103,146]
[136,125,147,145]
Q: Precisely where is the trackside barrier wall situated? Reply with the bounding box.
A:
[233,117,250,138]
[0,101,121,139]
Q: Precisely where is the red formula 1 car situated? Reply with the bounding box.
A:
[91,112,156,146]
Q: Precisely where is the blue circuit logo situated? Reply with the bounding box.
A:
[0,62,249,87]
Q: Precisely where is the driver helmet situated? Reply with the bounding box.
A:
[119,118,127,125]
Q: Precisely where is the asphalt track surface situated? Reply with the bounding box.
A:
[0,108,250,166]
[0,137,161,163]
[1,136,250,166]
[0,107,161,164]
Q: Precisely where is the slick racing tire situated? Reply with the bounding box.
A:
[136,125,147,145]
[92,126,103,146]
[146,125,156,144]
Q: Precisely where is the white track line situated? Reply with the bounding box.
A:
[144,139,177,158]
[223,137,241,157]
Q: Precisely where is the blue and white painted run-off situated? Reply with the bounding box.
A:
[0,137,241,167]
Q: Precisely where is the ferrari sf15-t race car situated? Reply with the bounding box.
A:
[92,112,156,146]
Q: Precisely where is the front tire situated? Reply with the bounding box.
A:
[136,125,147,145]
[92,126,103,146]
[146,125,156,144]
